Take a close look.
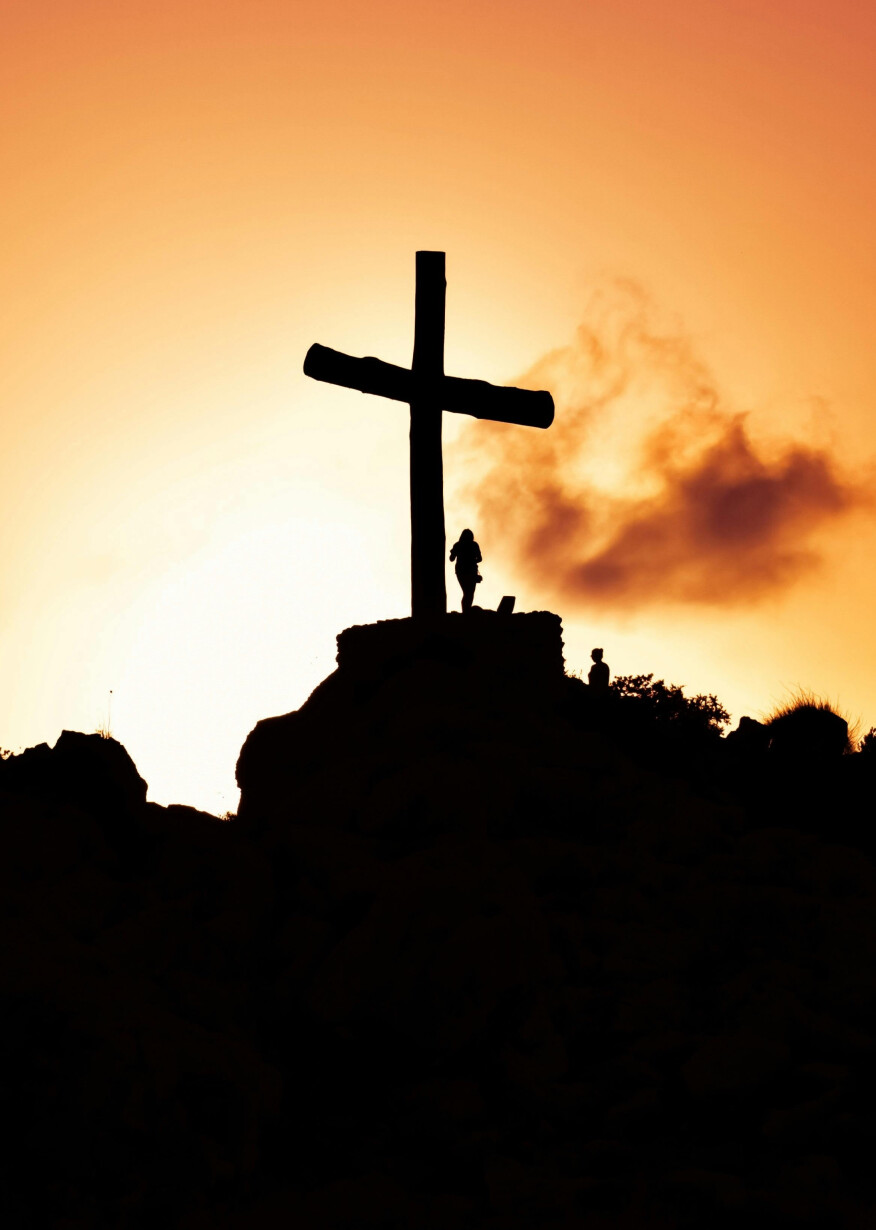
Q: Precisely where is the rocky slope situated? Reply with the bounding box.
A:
[2,613,876,1227]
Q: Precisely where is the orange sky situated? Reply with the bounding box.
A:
[2,0,876,811]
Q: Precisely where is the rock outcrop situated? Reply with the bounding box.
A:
[236,610,566,830]
[0,729,147,819]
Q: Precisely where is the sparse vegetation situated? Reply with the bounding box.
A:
[859,726,876,756]
[612,672,731,736]
[764,688,857,756]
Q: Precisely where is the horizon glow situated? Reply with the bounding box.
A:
[2,0,876,811]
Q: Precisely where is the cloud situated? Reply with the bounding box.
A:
[453,282,867,611]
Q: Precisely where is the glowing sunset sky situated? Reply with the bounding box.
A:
[2,0,876,812]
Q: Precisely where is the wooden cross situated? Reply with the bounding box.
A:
[303,251,554,619]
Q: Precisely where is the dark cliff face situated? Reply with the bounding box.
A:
[3,621,876,1227]
[235,611,569,836]
[0,732,277,1228]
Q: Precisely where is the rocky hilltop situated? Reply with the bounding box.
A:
[236,610,566,830]
[2,613,876,1227]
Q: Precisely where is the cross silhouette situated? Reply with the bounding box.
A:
[303,251,554,618]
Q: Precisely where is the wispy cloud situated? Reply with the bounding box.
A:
[454,282,867,611]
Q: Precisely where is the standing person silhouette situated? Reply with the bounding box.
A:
[449,529,482,613]
[588,648,610,693]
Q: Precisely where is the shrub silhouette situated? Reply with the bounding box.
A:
[858,725,876,757]
[611,673,730,738]
[765,691,854,761]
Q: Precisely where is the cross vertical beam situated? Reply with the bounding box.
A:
[303,252,555,620]
[410,251,447,619]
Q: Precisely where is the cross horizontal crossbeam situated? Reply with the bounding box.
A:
[304,343,554,430]
[303,252,555,618]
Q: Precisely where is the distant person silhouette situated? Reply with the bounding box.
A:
[588,648,610,693]
[449,529,482,613]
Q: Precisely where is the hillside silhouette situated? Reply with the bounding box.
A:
[3,611,876,1227]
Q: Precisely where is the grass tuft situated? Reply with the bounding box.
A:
[764,688,859,754]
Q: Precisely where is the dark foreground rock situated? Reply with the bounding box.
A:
[2,619,876,1227]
